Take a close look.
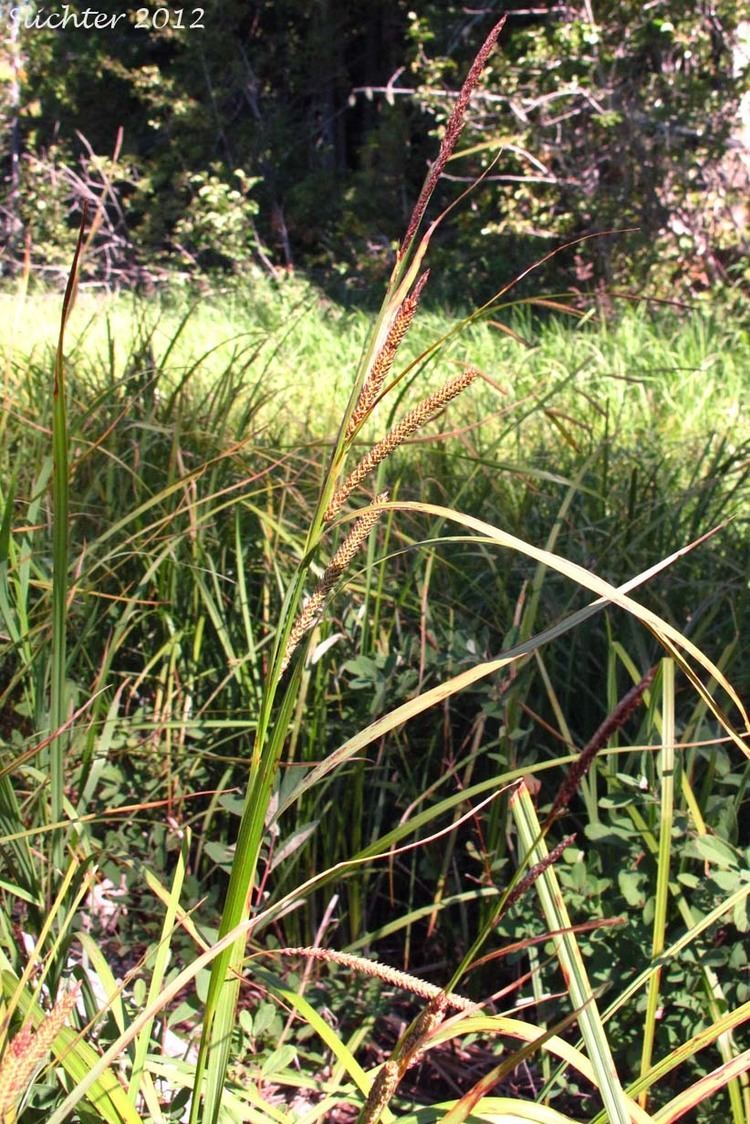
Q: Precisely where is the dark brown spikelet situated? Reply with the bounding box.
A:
[347,270,430,440]
[325,366,480,521]
[548,665,658,823]
[400,16,507,257]
[499,833,576,921]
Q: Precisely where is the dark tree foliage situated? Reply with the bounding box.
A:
[1,1,748,296]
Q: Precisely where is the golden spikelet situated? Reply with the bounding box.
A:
[280,496,387,675]
[361,1059,400,1123]
[0,986,79,1119]
[346,270,430,440]
[325,365,480,521]
[274,947,472,1010]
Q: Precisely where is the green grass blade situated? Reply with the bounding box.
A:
[639,659,675,1107]
[275,517,739,833]
[128,830,190,1104]
[49,213,87,868]
[256,967,392,1120]
[76,930,127,1035]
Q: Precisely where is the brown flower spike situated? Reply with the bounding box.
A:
[400,15,507,257]
[547,666,657,824]
[326,366,480,522]
[280,496,388,674]
[346,270,430,440]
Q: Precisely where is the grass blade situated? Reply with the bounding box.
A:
[511,780,631,1124]
[127,830,190,1105]
[639,660,675,1108]
[49,209,87,869]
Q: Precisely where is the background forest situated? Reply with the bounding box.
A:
[2,0,749,298]
[1,4,750,1124]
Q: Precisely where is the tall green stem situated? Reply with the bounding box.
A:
[49,210,86,873]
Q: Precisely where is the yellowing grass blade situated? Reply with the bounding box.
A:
[639,660,675,1108]
[439,1004,600,1124]
[392,503,748,751]
[594,881,750,1036]
[621,998,750,1107]
[653,1047,750,1124]
[128,830,190,1105]
[396,1097,579,1122]
[277,514,743,827]
[430,1013,596,1083]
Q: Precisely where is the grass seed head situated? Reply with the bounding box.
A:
[280,495,388,674]
[400,16,506,256]
[0,986,79,1118]
[347,270,430,439]
[500,832,576,920]
[326,366,480,521]
[548,665,657,823]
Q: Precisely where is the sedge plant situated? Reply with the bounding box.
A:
[187,18,513,1123]
[187,13,750,1121]
[2,13,750,1124]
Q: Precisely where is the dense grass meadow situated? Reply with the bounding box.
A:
[1,266,750,1122]
[1,23,750,1112]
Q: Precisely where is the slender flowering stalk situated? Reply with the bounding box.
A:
[547,665,657,824]
[325,366,480,521]
[346,270,430,440]
[399,16,506,258]
[280,496,388,674]
[0,986,80,1118]
[184,22,515,1124]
